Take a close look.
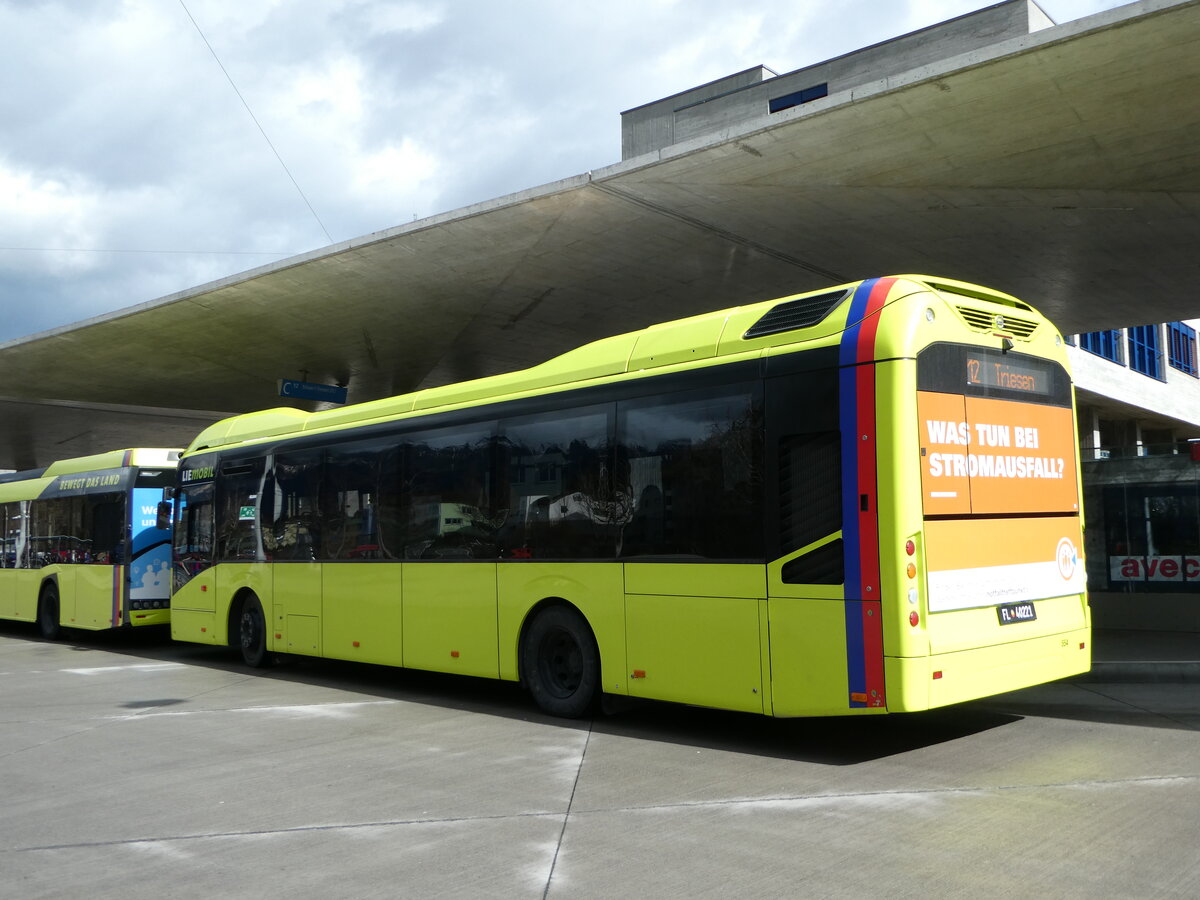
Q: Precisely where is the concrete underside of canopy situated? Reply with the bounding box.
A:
[1,0,1198,469]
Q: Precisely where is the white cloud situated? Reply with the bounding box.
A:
[0,0,1132,341]
[363,0,446,35]
[0,163,105,273]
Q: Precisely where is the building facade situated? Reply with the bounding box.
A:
[1072,321,1200,632]
[622,0,1200,633]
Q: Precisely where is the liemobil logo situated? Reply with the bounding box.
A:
[1056,537,1078,580]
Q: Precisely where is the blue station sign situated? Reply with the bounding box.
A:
[278,379,348,404]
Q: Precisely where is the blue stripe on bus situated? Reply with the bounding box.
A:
[838,279,881,708]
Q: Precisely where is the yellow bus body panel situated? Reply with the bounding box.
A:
[625,563,765,713]
[274,563,322,656]
[169,565,223,644]
[322,563,403,667]
[69,564,118,630]
[497,563,625,688]
[0,571,12,619]
[171,608,222,645]
[0,570,42,621]
[403,563,498,678]
[873,358,930,662]
[768,596,884,717]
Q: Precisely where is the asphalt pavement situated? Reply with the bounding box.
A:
[1,621,1197,899]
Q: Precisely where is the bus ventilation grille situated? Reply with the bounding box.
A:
[743,290,848,339]
[956,305,1038,339]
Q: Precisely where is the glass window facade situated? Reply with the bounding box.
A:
[1078,329,1124,364]
[1167,321,1198,377]
[1127,324,1164,380]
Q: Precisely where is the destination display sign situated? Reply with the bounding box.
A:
[965,355,1049,396]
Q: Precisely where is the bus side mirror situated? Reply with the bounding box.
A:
[157,501,173,531]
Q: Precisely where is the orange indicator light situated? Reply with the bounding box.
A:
[906,563,917,579]
[352,641,360,648]
[450,650,460,658]
[631,669,646,679]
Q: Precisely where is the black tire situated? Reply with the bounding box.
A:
[38,584,62,641]
[237,595,269,668]
[520,605,600,718]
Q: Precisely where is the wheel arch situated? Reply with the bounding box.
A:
[37,574,63,639]
[225,586,262,648]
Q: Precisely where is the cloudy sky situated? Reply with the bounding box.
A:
[0,0,1128,344]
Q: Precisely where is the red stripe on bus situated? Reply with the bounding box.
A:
[112,565,122,627]
[854,277,891,363]
[852,277,892,707]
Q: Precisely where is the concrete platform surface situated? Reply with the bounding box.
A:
[1,621,1197,899]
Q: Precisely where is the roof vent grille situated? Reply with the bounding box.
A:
[744,290,848,340]
[956,305,1038,339]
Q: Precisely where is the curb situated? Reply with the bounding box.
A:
[1072,661,1200,684]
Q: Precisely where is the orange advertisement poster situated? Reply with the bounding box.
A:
[917,392,971,515]
[918,392,1079,515]
[925,516,1085,611]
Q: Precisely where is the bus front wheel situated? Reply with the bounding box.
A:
[238,595,269,668]
[520,605,599,718]
[37,584,61,641]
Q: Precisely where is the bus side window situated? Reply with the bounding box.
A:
[215,460,265,561]
[616,385,762,560]
[28,496,88,565]
[0,502,12,568]
[87,492,126,564]
[766,368,843,582]
[498,406,614,561]
[778,433,842,554]
[324,440,401,561]
[403,423,500,560]
[174,481,215,586]
[269,451,324,561]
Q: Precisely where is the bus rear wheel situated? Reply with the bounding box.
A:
[521,605,599,718]
[238,595,269,668]
[37,584,61,641]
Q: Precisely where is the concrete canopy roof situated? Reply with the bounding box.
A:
[2,0,1198,469]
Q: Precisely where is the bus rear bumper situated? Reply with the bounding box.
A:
[129,608,171,627]
[886,627,1092,711]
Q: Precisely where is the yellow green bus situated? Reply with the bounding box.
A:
[169,276,1089,717]
[0,449,179,638]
